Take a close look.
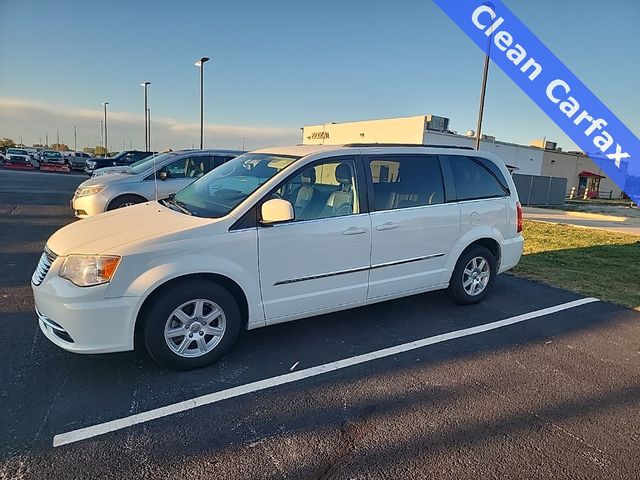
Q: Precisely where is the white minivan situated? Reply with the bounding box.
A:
[32,145,524,370]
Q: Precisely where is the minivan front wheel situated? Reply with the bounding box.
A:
[143,281,241,370]
[448,245,496,305]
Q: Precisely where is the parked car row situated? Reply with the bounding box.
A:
[1,148,96,170]
[1,148,159,173]
[33,144,524,370]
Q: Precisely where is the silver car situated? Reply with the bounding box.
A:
[71,149,244,218]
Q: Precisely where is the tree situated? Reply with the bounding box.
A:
[83,146,106,157]
[0,138,16,149]
[50,143,70,151]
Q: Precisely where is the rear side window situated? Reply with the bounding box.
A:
[212,155,234,168]
[447,155,509,201]
[368,155,444,211]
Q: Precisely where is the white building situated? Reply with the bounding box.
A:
[302,115,544,176]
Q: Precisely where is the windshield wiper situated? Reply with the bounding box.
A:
[159,196,194,216]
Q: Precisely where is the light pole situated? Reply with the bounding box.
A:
[474,2,494,151]
[194,56,210,149]
[74,125,77,151]
[100,121,104,154]
[102,102,109,155]
[140,82,151,151]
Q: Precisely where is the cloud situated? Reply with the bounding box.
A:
[0,97,300,151]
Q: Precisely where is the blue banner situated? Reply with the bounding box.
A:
[434,0,640,204]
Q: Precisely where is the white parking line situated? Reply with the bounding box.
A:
[53,297,599,447]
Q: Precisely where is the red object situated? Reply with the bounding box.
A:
[516,201,523,233]
[40,163,70,173]
[3,162,35,170]
[578,170,605,178]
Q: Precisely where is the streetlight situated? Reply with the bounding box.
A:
[102,102,109,155]
[474,2,494,151]
[194,56,210,149]
[140,82,151,151]
[74,125,77,151]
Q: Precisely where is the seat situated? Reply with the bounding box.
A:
[185,159,205,178]
[322,163,354,217]
[292,168,319,217]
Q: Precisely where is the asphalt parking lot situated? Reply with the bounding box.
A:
[1,167,639,480]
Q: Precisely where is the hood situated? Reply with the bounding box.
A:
[93,166,130,177]
[78,172,134,189]
[47,202,211,256]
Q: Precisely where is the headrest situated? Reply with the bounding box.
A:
[301,168,316,185]
[335,163,352,185]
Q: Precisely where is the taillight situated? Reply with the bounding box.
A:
[516,201,523,233]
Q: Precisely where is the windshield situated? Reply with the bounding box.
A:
[171,152,299,218]
[43,151,62,158]
[127,152,176,174]
[7,149,28,155]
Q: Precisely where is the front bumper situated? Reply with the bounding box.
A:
[71,192,110,218]
[33,273,139,354]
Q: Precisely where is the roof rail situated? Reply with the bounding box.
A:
[342,143,474,150]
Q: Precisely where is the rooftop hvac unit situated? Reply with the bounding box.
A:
[425,115,449,132]
[481,134,496,142]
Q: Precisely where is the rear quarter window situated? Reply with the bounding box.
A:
[446,155,510,201]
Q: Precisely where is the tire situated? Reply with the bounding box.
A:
[448,245,497,305]
[107,194,145,210]
[143,280,241,370]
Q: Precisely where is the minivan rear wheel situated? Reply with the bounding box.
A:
[448,245,496,305]
[143,281,241,370]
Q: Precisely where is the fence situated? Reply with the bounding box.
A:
[513,174,567,206]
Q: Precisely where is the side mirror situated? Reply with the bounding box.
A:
[261,198,294,225]
[159,170,168,181]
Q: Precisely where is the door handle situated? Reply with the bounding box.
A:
[342,227,368,235]
[376,222,399,231]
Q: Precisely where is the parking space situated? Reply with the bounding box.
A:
[1,168,639,479]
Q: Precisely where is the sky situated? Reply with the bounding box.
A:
[0,0,638,152]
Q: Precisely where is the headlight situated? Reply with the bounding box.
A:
[60,255,121,287]
[75,185,105,197]
[87,161,96,168]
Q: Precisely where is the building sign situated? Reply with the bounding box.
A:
[310,131,330,140]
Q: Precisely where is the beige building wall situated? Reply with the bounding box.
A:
[302,116,427,146]
[541,150,623,198]
[302,115,544,176]
[424,131,543,176]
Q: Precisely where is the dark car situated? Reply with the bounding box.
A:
[84,150,155,175]
[39,150,66,165]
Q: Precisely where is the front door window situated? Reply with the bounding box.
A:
[274,159,360,221]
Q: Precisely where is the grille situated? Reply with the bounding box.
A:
[32,247,57,286]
